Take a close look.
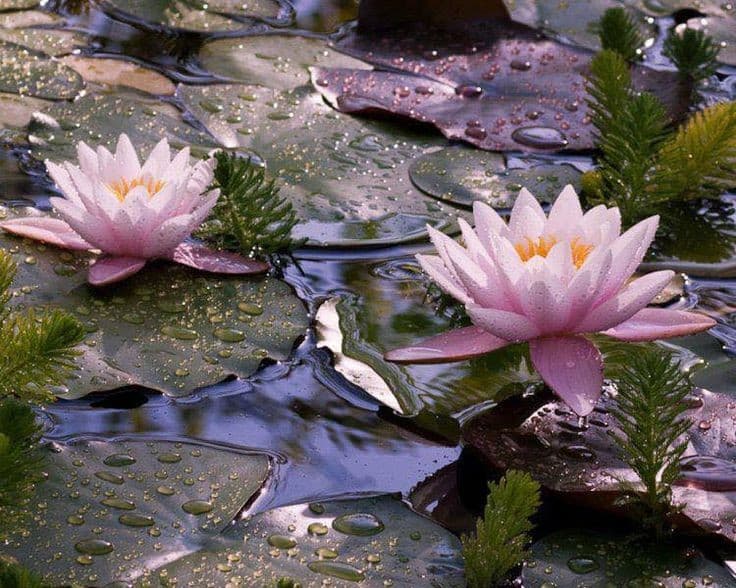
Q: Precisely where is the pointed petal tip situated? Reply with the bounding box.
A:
[384,326,510,364]
[603,308,718,342]
[168,242,269,275]
[88,256,146,286]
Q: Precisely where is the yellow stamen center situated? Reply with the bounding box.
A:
[108,175,166,202]
[514,236,593,269]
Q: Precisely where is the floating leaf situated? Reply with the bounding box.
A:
[0,40,84,99]
[0,10,85,56]
[179,82,462,247]
[199,34,370,91]
[101,0,283,32]
[462,382,736,545]
[526,528,734,586]
[141,495,465,587]
[313,21,685,152]
[0,0,38,10]
[59,56,176,95]
[0,212,309,398]
[408,145,581,209]
[3,438,270,586]
[27,90,220,162]
[0,91,50,129]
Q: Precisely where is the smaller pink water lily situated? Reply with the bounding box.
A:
[385,186,716,416]
[0,134,268,285]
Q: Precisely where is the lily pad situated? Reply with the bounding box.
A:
[198,34,371,91]
[59,56,176,95]
[408,145,581,209]
[27,90,220,163]
[687,278,736,353]
[179,82,463,247]
[526,528,734,586]
[3,438,270,586]
[0,91,50,129]
[138,495,465,587]
[462,383,736,545]
[313,21,685,153]
[102,0,283,32]
[0,10,85,56]
[1,213,309,398]
[503,0,637,51]
[0,0,38,10]
[0,40,84,99]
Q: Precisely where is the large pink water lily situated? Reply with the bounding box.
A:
[385,186,716,416]
[0,134,268,285]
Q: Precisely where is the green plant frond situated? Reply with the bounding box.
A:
[0,558,47,588]
[650,101,736,205]
[587,50,632,139]
[663,26,720,84]
[609,347,692,536]
[461,470,541,587]
[0,308,86,404]
[597,8,644,62]
[0,249,17,322]
[0,399,44,537]
[198,151,304,257]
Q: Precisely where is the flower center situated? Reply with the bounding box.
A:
[514,236,593,269]
[108,175,166,202]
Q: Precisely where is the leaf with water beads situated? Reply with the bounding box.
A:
[99,0,284,33]
[0,40,84,99]
[311,20,686,153]
[139,495,465,587]
[0,209,309,399]
[526,528,734,586]
[2,439,270,586]
[462,381,736,546]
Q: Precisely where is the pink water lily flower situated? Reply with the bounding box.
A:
[385,186,716,416]
[0,134,268,285]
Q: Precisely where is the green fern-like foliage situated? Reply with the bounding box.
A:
[461,470,541,587]
[663,27,720,84]
[199,151,304,257]
[0,249,85,404]
[586,50,632,140]
[597,8,644,62]
[0,559,46,588]
[650,101,736,205]
[610,347,692,536]
[0,399,44,539]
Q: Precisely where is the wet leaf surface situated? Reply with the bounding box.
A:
[408,145,581,208]
[3,439,270,586]
[0,10,86,56]
[313,21,685,152]
[140,495,465,587]
[198,34,370,91]
[178,82,463,247]
[1,212,309,398]
[101,0,283,32]
[462,381,736,545]
[0,40,84,99]
[59,56,176,95]
[526,528,734,586]
[26,90,220,162]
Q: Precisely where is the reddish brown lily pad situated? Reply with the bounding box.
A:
[462,383,736,545]
[312,21,686,152]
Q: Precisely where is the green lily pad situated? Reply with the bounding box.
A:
[139,495,465,587]
[27,90,220,162]
[504,0,648,51]
[0,91,50,129]
[0,40,84,99]
[179,82,462,247]
[692,359,736,393]
[0,0,38,10]
[199,34,370,91]
[3,438,270,586]
[1,213,309,398]
[526,528,733,586]
[103,0,282,32]
[0,10,85,56]
[408,145,581,209]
